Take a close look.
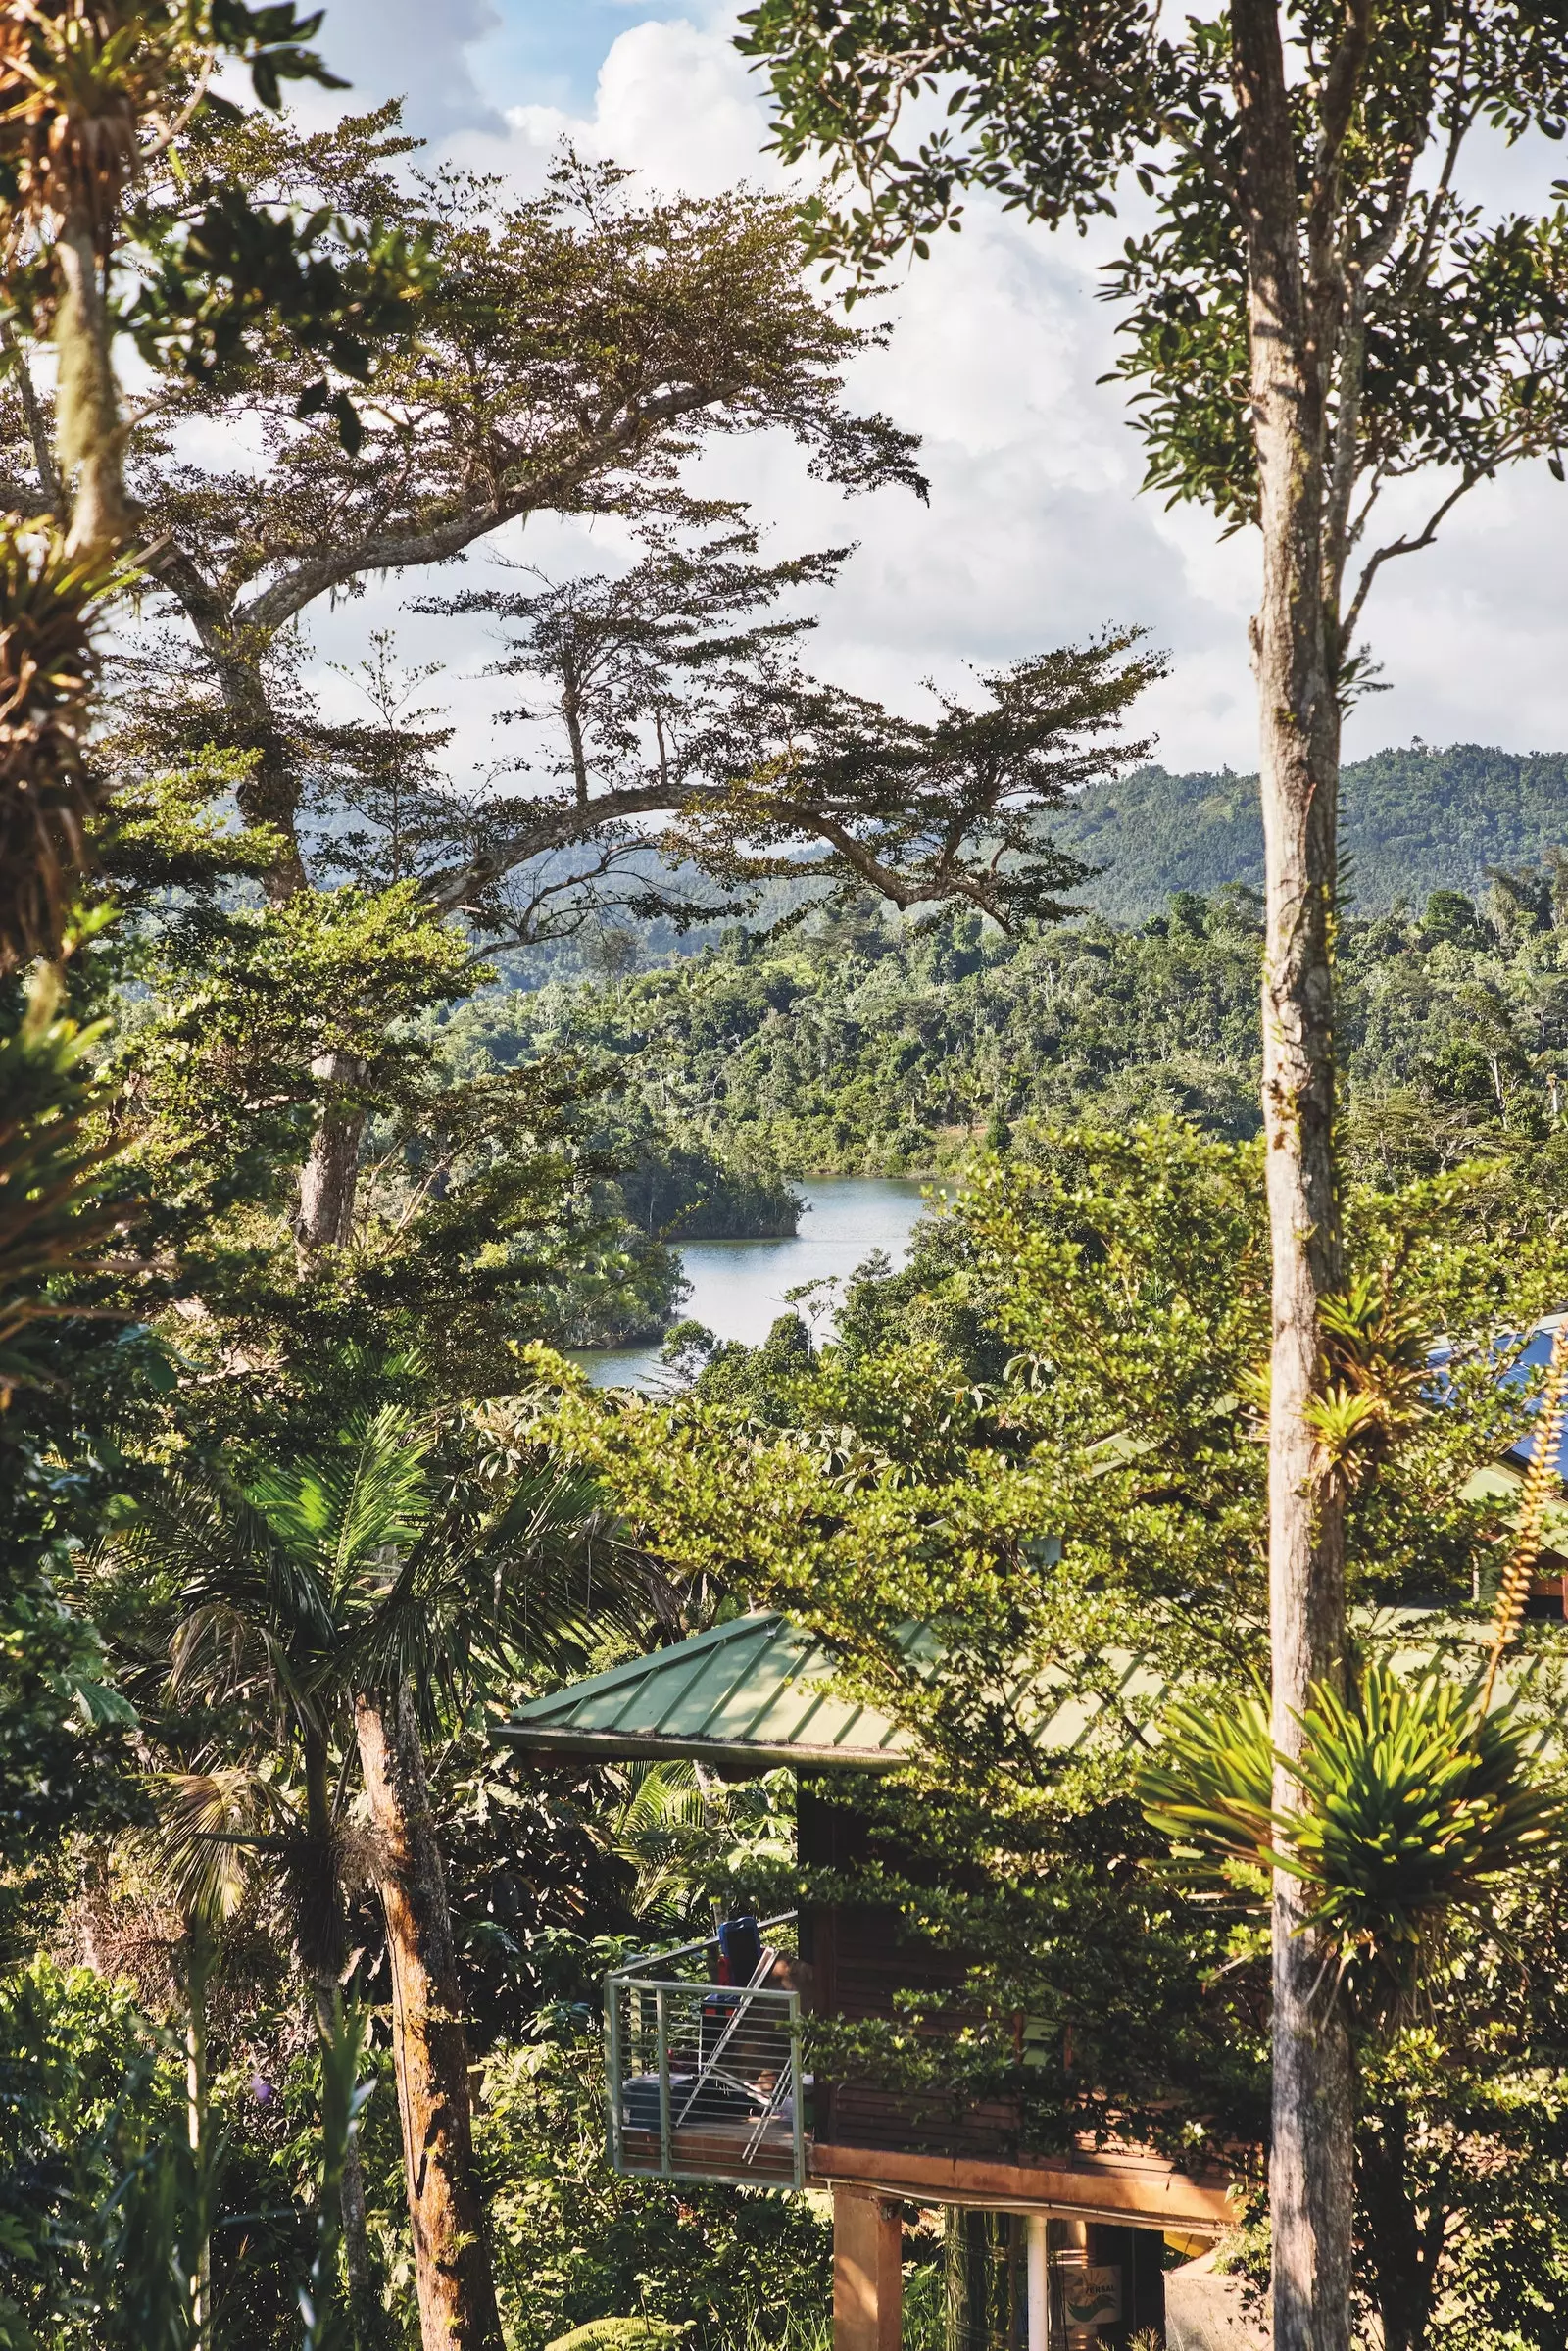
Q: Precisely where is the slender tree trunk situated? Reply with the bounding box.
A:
[355,1685,502,2351]
[0,318,60,510]
[311,1960,383,2351]
[300,1727,384,2350]
[184,1915,214,2351]
[297,1054,368,1260]
[1231,6,1354,2349]
[53,215,131,558]
[1357,2104,1436,2351]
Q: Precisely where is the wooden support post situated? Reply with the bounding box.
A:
[833,2184,903,2351]
[1025,2214,1048,2351]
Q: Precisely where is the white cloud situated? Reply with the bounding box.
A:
[304,0,1568,777]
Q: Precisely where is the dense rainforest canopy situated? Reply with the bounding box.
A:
[456,835,1568,1193]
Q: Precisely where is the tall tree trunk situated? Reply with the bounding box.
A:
[355,1686,502,2351]
[53,215,131,559]
[1358,2103,1437,2351]
[297,1054,368,1260]
[1231,6,1354,2350]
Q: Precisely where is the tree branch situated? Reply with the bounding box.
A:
[233,380,748,636]
[1341,469,1479,647]
[0,317,59,508]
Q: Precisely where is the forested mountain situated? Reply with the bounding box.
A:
[1050,745,1568,918]
[447,870,1568,1190]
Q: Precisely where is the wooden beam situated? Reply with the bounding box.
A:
[811,2141,1238,2232]
[833,2184,903,2351]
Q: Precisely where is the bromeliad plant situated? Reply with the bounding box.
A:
[1141,1665,1562,2006]
[1142,1322,1568,2007]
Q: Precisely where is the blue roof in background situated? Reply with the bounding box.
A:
[1427,1315,1568,1477]
[1495,1318,1568,1475]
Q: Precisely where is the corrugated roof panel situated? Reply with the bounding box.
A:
[495,1603,1560,1773]
[493,1612,911,1768]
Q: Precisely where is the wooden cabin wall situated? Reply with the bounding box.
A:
[799,1776,1031,2162]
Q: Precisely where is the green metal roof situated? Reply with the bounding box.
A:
[492,1603,1557,1775]
[491,1613,1184,1773]
[492,1612,912,1771]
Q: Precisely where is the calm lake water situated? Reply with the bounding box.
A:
[573,1175,933,1392]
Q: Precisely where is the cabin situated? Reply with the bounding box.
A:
[492,1319,1568,2349]
[492,1611,1241,2351]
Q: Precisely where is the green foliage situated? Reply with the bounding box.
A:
[655,632,1164,933]
[106,120,929,866]
[98,805,684,1388]
[1141,1664,1567,2003]
[545,2325,689,2351]
[454,900,1265,1185]
[95,749,290,903]
[1350,1880,1568,2351]
[478,2032,830,2351]
[0,960,126,1396]
[0,1958,190,2350]
[477,847,1568,1204]
[1050,748,1568,922]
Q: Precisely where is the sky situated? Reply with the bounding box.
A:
[286,0,1568,777]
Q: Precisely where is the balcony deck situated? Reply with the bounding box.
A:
[607,1916,808,2190]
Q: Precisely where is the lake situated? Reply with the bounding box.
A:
[572,1174,934,1391]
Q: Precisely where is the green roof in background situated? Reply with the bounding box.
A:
[491,1611,1178,1773]
[491,1602,1557,1775]
[491,1612,911,1771]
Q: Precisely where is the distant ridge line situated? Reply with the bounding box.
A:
[1048,744,1568,920]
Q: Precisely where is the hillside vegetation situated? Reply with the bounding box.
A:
[440,866,1568,1191]
[1050,744,1568,918]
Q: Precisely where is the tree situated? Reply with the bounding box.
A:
[0,2,421,966]
[103,1396,653,2351]
[85,757,688,1401]
[60,115,925,885]
[734,9,1568,2341]
[424,521,1163,934]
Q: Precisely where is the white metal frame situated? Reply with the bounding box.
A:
[604,1913,806,2191]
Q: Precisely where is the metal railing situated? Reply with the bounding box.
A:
[604,1913,806,2190]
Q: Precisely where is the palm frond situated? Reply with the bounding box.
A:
[608,1759,726,1917]
[139,1766,292,1927]
[107,1464,340,1721]
[349,1466,640,1718]
[615,1760,711,1840]
[249,1404,431,1597]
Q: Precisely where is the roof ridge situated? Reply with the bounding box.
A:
[511,1610,791,1725]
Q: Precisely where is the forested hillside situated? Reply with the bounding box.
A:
[1050,745,1568,918]
[450,867,1568,1188]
